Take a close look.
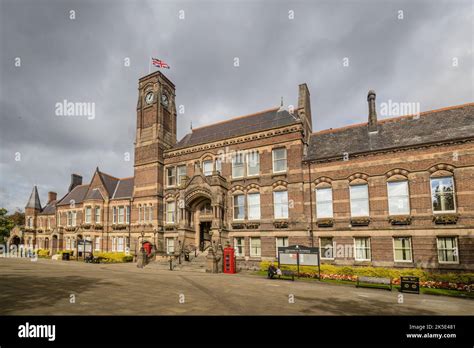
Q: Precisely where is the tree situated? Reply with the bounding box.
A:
[0,208,15,244]
[8,210,25,227]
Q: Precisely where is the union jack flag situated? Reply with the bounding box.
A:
[152,58,170,69]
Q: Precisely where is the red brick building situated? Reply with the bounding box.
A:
[14,71,474,271]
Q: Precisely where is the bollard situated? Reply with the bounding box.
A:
[169,257,173,271]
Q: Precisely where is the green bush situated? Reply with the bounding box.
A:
[93,252,133,263]
[56,250,74,256]
[259,261,474,284]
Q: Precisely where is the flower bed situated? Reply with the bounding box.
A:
[93,252,133,263]
[259,261,473,292]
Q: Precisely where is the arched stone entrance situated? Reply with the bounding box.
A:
[11,235,21,246]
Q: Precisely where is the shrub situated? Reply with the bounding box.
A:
[259,261,474,291]
[93,252,133,263]
[56,250,74,256]
[37,249,50,258]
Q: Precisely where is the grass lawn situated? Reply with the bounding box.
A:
[253,271,474,299]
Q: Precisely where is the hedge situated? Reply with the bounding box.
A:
[93,252,133,263]
[37,249,50,258]
[260,261,474,291]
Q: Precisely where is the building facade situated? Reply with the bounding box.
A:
[13,71,474,271]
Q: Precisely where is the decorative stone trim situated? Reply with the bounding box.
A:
[274,220,289,228]
[433,214,459,225]
[350,217,370,226]
[246,183,260,191]
[230,185,245,193]
[165,224,177,231]
[348,173,369,182]
[94,224,103,230]
[64,227,77,232]
[81,224,92,229]
[429,164,455,174]
[317,218,334,227]
[231,223,246,229]
[385,168,409,178]
[112,224,128,230]
[313,177,333,185]
[388,215,412,225]
[272,180,288,189]
[246,222,260,229]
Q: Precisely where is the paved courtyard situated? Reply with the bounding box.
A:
[0,258,472,315]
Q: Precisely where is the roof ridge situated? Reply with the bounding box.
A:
[312,102,474,136]
[191,106,280,132]
[99,171,120,181]
[112,180,121,198]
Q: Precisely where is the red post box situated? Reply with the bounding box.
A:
[223,247,236,274]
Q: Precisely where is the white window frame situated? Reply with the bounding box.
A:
[148,205,152,222]
[387,181,410,216]
[166,201,176,224]
[215,158,222,174]
[315,187,334,218]
[272,148,287,173]
[95,206,100,224]
[430,176,457,214]
[167,167,176,187]
[246,151,260,177]
[349,184,370,217]
[67,212,72,226]
[85,206,92,224]
[437,237,459,264]
[66,237,71,250]
[392,237,413,263]
[203,160,213,176]
[247,192,261,220]
[233,194,245,221]
[234,237,245,257]
[126,206,130,224]
[275,237,288,257]
[94,237,101,251]
[118,206,125,224]
[273,190,289,219]
[320,237,335,260]
[117,237,124,252]
[72,211,77,226]
[177,165,186,185]
[232,153,245,179]
[250,237,261,257]
[354,237,371,261]
[112,207,117,224]
[166,237,175,255]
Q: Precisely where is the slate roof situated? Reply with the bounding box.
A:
[85,188,104,200]
[98,171,120,197]
[112,177,134,199]
[39,200,57,215]
[305,103,474,162]
[57,184,90,206]
[25,186,41,210]
[174,108,299,149]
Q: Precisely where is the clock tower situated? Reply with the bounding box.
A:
[133,71,177,232]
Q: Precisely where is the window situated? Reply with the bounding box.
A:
[126,206,130,224]
[273,191,289,219]
[138,205,142,223]
[437,237,459,263]
[113,207,117,224]
[28,217,33,228]
[167,167,176,186]
[233,195,245,220]
[166,238,175,254]
[112,237,116,252]
[316,188,333,218]
[247,151,260,176]
[148,205,152,222]
[142,205,147,222]
[275,237,288,257]
[215,158,222,174]
[272,148,287,173]
[47,218,51,229]
[66,237,71,250]
[85,207,91,223]
[387,181,410,215]
[203,160,213,176]
[57,213,61,227]
[95,207,100,223]
[234,237,245,257]
[177,165,186,185]
[94,237,101,251]
[320,237,334,259]
[72,211,77,226]
[67,212,72,226]
[117,237,124,252]
[247,193,261,220]
[350,184,369,217]
[393,237,412,262]
[250,237,261,257]
[431,177,456,213]
[232,152,245,178]
[118,206,125,224]
[166,202,176,224]
[354,237,371,261]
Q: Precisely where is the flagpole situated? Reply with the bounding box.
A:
[148,56,151,74]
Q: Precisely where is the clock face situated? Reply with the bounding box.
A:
[145,92,154,104]
[161,93,169,107]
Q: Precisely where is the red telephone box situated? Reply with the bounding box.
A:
[223,247,236,274]
[143,242,152,256]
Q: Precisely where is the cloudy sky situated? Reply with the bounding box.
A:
[0,0,472,212]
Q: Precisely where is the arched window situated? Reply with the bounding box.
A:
[315,182,333,219]
[386,175,410,216]
[430,172,456,213]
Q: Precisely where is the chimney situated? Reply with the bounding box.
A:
[48,191,57,203]
[367,90,378,132]
[68,174,82,192]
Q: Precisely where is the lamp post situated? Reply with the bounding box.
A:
[307,226,313,247]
